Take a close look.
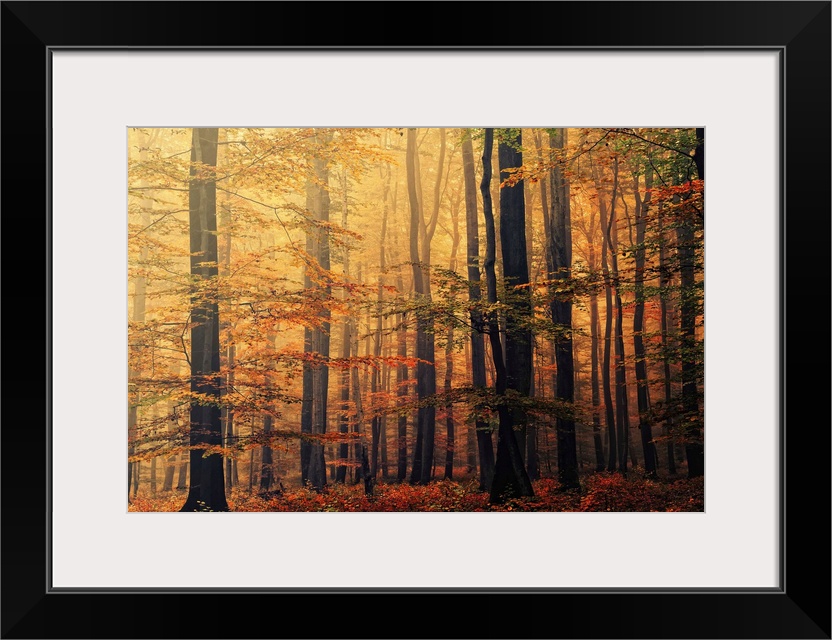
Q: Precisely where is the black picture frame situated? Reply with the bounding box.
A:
[2,2,829,638]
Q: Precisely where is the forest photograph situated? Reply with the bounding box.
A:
[127,126,704,513]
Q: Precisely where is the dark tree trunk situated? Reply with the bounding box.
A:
[607,157,630,475]
[300,322,313,483]
[406,129,437,484]
[417,128,444,484]
[658,200,677,475]
[462,132,494,491]
[305,137,332,491]
[443,323,455,480]
[487,128,534,503]
[605,157,630,474]
[633,168,658,476]
[678,151,704,477]
[181,127,228,512]
[595,163,618,472]
[693,128,704,183]
[589,277,605,471]
[548,128,580,489]
[443,192,461,480]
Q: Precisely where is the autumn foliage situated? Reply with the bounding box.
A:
[129,475,703,513]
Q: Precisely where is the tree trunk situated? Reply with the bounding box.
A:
[370,166,390,479]
[351,299,366,486]
[595,162,618,472]
[336,169,351,484]
[150,456,157,496]
[418,128,445,483]
[608,158,631,475]
[679,143,704,477]
[406,129,438,484]
[443,192,461,480]
[162,410,177,492]
[486,128,533,503]
[219,206,235,491]
[548,128,580,489]
[658,199,677,475]
[301,320,313,483]
[396,270,409,482]
[181,127,228,512]
[589,274,605,471]
[259,410,274,491]
[223,343,236,489]
[462,132,494,491]
[633,168,657,476]
[307,136,332,491]
[380,313,391,479]
[176,454,188,491]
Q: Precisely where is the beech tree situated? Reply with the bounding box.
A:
[548,128,579,489]
[461,131,494,490]
[180,127,228,512]
[487,128,533,502]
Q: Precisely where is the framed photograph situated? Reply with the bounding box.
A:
[3,2,829,638]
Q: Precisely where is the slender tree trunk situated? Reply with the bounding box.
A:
[549,129,580,489]
[219,207,235,491]
[605,157,630,475]
[176,454,188,491]
[633,168,657,476]
[589,271,605,471]
[150,457,157,496]
[162,411,177,492]
[595,162,618,472]
[443,196,461,480]
[462,132,495,491]
[487,128,534,503]
[396,271,409,482]
[370,167,390,478]
[380,313,390,479]
[658,199,677,475]
[406,129,437,484]
[306,134,332,491]
[181,127,228,512]
[523,138,538,479]
[260,410,274,491]
[350,301,367,488]
[416,129,445,483]
[247,418,254,492]
[336,169,351,484]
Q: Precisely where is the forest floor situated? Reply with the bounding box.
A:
[128,473,704,512]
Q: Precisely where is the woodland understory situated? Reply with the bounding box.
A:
[128,127,704,512]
